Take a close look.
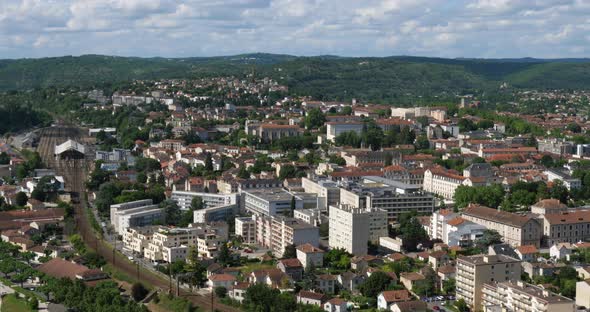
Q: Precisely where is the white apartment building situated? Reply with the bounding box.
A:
[235,217,256,244]
[243,188,303,216]
[444,217,486,247]
[301,177,341,211]
[252,214,319,257]
[430,209,458,241]
[339,177,435,223]
[122,226,159,254]
[482,281,574,312]
[456,255,521,310]
[326,122,364,142]
[110,199,164,235]
[171,191,239,211]
[193,204,237,223]
[423,168,466,200]
[143,223,228,262]
[293,208,322,226]
[328,204,388,256]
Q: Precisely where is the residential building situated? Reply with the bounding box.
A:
[462,205,542,247]
[193,204,237,223]
[324,298,348,312]
[171,191,239,211]
[576,280,590,309]
[542,210,590,245]
[339,176,435,223]
[110,199,164,235]
[430,209,458,241]
[277,258,303,281]
[252,214,319,257]
[423,167,466,200]
[444,217,486,247]
[482,281,574,312]
[296,291,326,307]
[456,255,521,310]
[328,204,388,255]
[296,243,324,269]
[531,199,568,215]
[377,289,412,310]
[235,217,256,244]
[243,188,303,216]
[122,226,158,254]
[301,177,340,211]
[544,169,582,190]
[293,208,321,226]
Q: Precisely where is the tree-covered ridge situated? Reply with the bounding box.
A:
[1,54,590,102]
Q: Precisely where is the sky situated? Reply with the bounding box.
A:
[1,0,590,59]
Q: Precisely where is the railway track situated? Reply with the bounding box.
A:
[36,126,238,312]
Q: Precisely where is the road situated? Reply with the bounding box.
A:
[36,125,238,312]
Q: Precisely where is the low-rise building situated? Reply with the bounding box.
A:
[462,205,542,247]
[296,243,324,269]
[110,199,164,235]
[542,210,590,246]
[243,188,303,216]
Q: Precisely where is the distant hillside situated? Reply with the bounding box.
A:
[1,53,590,101]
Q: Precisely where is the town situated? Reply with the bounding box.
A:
[1,76,590,312]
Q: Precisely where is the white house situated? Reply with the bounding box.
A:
[324,298,347,312]
[207,274,236,289]
[550,243,573,260]
[296,243,324,268]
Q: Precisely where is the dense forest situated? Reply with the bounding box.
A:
[0,54,590,102]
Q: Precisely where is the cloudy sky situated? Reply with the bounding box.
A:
[1,0,590,59]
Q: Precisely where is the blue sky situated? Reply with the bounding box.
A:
[1,0,590,59]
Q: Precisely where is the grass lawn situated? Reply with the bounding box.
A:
[154,294,194,312]
[238,262,275,275]
[1,294,32,312]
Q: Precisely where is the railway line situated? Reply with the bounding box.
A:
[36,126,238,312]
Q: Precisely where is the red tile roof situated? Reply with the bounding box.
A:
[380,289,411,302]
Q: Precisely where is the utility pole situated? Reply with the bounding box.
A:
[136,262,140,282]
[168,263,172,295]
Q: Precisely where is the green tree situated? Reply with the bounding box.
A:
[204,153,214,171]
[279,164,297,180]
[214,286,227,298]
[400,215,429,252]
[475,229,503,249]
[191,196,204,210]
[305,108,326,129]
[131,282,148,301]
[15,192,28,206]
[160,200,181,225]
[283,244,297,259]
[216,241,231,266]
[0,152,9,165]
[455,298,468,312]
[358,271,392,298]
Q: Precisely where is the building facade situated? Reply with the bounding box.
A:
[328,205,388,255]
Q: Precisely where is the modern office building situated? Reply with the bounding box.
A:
[339,176,435,223]
[110,199,164,235]
[328,204,388,256]
[171,191,239,211]
[242,188,303,216]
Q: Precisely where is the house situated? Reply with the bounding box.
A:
[324,297,347,312]
[208,273,237,289]
[400,272,426,291]
[515,245,538,262]
[277,258,304,281]
[337,271,365,293]
[37,258,109,283]
[296,290,326,307]
[390,300,428,312]
[207,263,222,277]
[248,269,289,289]
[549,243,573,260]
[428,251,450,269]
[228,282,250,303]
[437,265,456,281]
[351,255,384,271]
[316,274,338,294]
[377,289,412,310]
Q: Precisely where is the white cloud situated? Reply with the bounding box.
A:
[0,0,589,58]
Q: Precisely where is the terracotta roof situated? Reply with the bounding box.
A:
[438,265,456,274]
[260,124,300,129]
[438,209,454,216]
[533,199,566,210]
[400,272,425,281]
[388,253,407,261]
[517,245,539,255]
[327,298,346,305]
[447,217,466,226]
[544,210,590,225]
[429,251,448,258]
[297,290,326,301]
[393,300,428,312]
[297,243,323,253]
[279,258,302,268]
[209,274,237,282]
[380,289,411,303]
[463,204,533,227]
[317,274,337,281]
[38,258,89,280]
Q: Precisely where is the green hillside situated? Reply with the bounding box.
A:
[0,54,590,102]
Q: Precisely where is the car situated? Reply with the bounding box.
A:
[436,296,444,301]
[433,306,440,310]
[127,256,134,261]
